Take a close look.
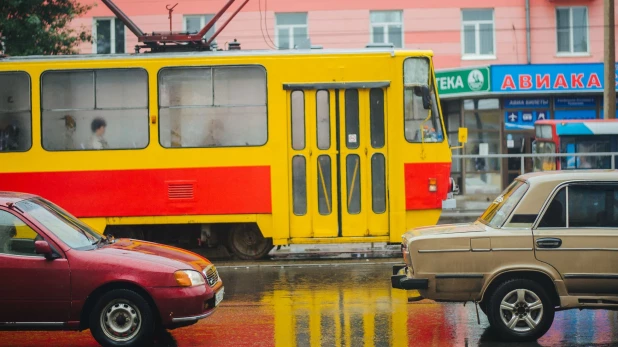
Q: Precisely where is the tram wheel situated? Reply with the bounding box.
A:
[227,224,273,260]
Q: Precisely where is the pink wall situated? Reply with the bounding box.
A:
[76,0,613,68]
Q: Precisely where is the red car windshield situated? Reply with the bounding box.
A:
[16,198,101,250]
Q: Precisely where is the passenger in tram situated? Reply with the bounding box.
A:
[90,117,109,150]
[62,115,77,150]
[0,124,20,152]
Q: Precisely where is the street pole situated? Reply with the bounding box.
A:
[604,0,616,119]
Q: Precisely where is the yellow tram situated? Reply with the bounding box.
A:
[0,48,458,259]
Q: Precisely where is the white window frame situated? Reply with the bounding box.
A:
[460,9,496,60]
[92,17,126,54]
[183,14,216,43]
[555,6,590,56]
[275,13,308,50]
[369,10,404,48]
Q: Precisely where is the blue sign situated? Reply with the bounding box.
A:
[600,98,618,106]
[522,111,534,122]
[504,98,550,109]
[536,110,549,120]
[555,97,596,108]
[492,63,618,92]
[505,110,548,130]
[554,110,596,120]
[506,111,519,125]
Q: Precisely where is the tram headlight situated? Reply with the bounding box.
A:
[429,178,438,192]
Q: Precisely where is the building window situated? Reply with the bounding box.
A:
[184,15,216,42]
[41,69,149,151]
[158,66,267,148]
[93,18,125,54]
[276,13,308,49]
[370,11,403,48]
[462,98,501,195]
[461,9,495,58]
[556,7,589,54]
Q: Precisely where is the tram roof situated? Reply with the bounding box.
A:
[0,48,434,63]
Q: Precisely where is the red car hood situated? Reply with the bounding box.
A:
[95,238,212,272]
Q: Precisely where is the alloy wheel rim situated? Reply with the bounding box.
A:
[499,288,544,332]
[100,299,142,342]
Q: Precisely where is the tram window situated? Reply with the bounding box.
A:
[316,90,330,150]
[41,69,148,151]
[159,66,267,148]
[292,156,307,216]
[317,155,332,215]
[346,154,362,214]
[159,68,213,107]
[403,58,444,143]
[214,67,266,106]
[370,88,385,149]
[345,90,360,149]
[371,153,386,214]
[291,90,305,150]
[0,72,31,152]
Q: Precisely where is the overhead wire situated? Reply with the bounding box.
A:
[257,0,276,49]
[263,0,277,48]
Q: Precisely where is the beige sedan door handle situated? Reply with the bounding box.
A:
[536,238,562,249]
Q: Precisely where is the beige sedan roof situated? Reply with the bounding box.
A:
[520,170,618,184]
[510,170,618,219]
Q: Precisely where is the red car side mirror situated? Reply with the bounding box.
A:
[35,240,56,260]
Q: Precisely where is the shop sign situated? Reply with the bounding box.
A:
[554,97,596,108]
[504,98,550,108]
[491,63,618,92]
[436,67,490,95]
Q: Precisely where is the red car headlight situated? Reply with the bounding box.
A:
[174,270,205,287]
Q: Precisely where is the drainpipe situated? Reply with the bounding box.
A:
[525,0,531,64]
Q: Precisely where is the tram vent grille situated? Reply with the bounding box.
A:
[167,182,195,200]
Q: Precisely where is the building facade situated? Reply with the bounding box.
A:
[74,0,617,194]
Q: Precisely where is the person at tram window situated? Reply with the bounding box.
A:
[90,117,109,150]
[62,115,76,150]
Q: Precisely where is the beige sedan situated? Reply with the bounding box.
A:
[392,170,618,341]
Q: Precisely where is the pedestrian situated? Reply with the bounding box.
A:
[90,117,109,150]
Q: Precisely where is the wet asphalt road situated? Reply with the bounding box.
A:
[2,259,618,347]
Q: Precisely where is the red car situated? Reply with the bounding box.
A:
[0,192,224,347]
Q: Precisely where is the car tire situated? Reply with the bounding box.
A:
[486,279,555,342]
[89,289,156,347]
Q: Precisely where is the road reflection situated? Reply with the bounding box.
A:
[1,261,618,346]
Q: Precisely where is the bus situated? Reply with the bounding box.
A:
[533,119,618,171]
[0,48,461,259]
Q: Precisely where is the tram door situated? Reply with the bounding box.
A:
[288,87,389,239]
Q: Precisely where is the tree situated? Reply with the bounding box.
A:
[0,0,93,56]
